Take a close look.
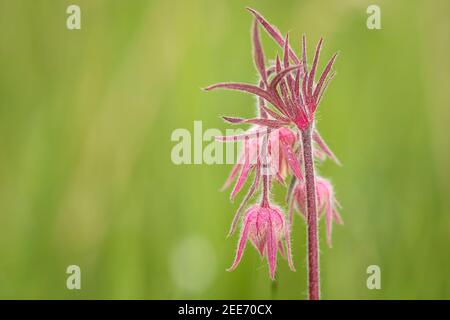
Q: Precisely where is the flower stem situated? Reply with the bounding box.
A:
[260,130,270,208]
[261,174,270,208]
[301,125,320,300]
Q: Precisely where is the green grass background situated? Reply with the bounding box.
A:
[0,0,449,299]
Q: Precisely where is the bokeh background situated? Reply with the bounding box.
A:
[0,0,449,299]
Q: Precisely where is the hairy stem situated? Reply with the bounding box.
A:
[301,125,320,300]
[260,131,270,208]
[261,173,270,208]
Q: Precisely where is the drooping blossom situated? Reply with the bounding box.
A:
[219,126,301,192]
[218,126,303,236]
[291,176,343,247]
[228,204,295,280]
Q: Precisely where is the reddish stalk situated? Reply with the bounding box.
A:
[301,125,320,300]
[261,133,270,208]
[261,174,270,208]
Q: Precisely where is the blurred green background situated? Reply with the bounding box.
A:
[0,0,449,299]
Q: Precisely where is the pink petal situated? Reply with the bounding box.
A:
[301,34,308,74]
[246,7,301,64]
[281,139,303,180]
[266,216,278,280]
[316,71,336,105]
[228,167,261,236]
[230,161,252,201]
[312,130,341,165]
[223,116,287,129]
[222,116,245,124]
[260,106,289,122]
[284,221,296,271]
[265,65,276,78]
[277,241,286,258]
[313,52,338,103]
[269,65,301,90]
[220,163,241,191]
[283,33,290,69]
[254,212,266,257]
[285,176,297,206]
[333,208,344,225]
[245,118,288,128]
[273,172,285,185]
[273,55,295,118]
[294,69,301,100]
[294,185,307,221]
[294,69,307,115]
[258,83,268,118]
[256,240,266,258]
[227,218,251,272]
[252,19,267,85]
[308,38,323,97]
[283,33,295,89]
[278,76,295,119]
[230,139,252,200]
[302,70,309,104]
[275,54,282,73]
[204,82,278,107]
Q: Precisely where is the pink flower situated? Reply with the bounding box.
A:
[218,126,303,236]
[270,127,303,182]
[219,126,302,195]
[203,7,343,286]
[228,204,295,280]
[291,176,343,247]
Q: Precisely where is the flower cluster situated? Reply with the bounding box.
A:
[205,8,342,280]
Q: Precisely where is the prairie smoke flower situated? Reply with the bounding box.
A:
[219,126,302,194]
[218,126,303,236]
[204,7,342,297]
[291,176,343,247]
[228,204,295,280]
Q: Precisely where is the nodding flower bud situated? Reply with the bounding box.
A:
[293,176,343,247]
[219,126,302,198]
[227,204,295,280]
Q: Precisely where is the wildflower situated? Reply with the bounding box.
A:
[218,126,302,194]
[228,204,295,280]
[204,7,342,297]
[291,176,343,247]
[218,126,302,236]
